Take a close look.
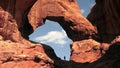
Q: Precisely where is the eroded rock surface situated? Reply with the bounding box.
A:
[0,7,54,68]
[87,0,120,43]
[0,0,120,68]
[28,0,97,41]
[0,36,54,68]
[70,39,101,63]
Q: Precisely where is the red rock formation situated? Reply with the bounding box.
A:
[0,0,120,68]
[0,8,54,68]
[0,0,38,39]
[0,37,54,68]
[70,39,101,63]
[69,0,120,67]
[28,0,97,41]
[0,7,31,46]
[87,0,120,43]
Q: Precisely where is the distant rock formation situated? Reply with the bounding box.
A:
[0,0,120,68]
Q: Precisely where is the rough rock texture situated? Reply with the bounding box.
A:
[87,0,120,43]
[0,0,37,39]
[55,40,120,68]
[28,0,97,41]
[0,7,22,42]
[69,0,120,67]
[0,36,54,68]
[70,39,101,63]
[0,0,97,41]
[0,7,54,68]
[0,7,33,46]
[69,42,120,68]
[0,0,120,68]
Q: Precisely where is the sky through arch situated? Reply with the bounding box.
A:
[29,0,95,60]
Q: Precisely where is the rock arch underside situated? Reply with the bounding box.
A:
[0,0,120,68]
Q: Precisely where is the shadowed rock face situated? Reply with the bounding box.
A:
[0,0,120,68]
[87,0,120,43]
[0,0,37,39]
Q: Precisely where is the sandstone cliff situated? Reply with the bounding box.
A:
[87,0,120,43]
[0,0,120,68]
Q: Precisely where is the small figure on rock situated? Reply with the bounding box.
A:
[64,56,66,60]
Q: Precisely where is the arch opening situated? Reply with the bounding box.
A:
[29,20,72,60]
[29,0,96,61]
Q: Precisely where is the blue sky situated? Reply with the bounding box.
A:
[29,0,95,60]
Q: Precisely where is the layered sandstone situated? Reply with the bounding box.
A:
[0,37,54,68]
[0,0,120,68]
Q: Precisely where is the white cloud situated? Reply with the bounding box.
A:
[81,9,85,14]
[90,3,96,8]
[34,30,67,45]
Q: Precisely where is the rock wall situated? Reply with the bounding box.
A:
[0,37,54,68]
[0,0,38,39]
[0,0,120,68]
[0,8,54,68]
[28,0,97,41]
[87,0,120,43]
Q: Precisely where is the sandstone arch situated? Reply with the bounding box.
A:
[28,0,97,41]
[0,0,97,41]
[0,0,120,68]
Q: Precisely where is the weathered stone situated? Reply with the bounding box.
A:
[0,7,33,46]
[87,0,120,43]
[0,39,54,68]
[0,0,97,41]
[70,39,101,63]
[0,6,54,68]
[28,0,97,41]
[0,0,120,68]
[0,0,37,39]
[0,7,23,42]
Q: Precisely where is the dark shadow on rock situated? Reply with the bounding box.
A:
[41,43,61,60]
[53,42,120,68]
[29,40,120,68]
[29,40,61,60]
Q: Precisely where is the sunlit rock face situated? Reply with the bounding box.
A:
[0,7,54,68]
[70,39,101,63]
[0,0,120,68]
[28,0,97,41]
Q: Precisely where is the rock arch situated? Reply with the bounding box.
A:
[28,0,97,41]
[0,0,120,68]
[0,0,97,41]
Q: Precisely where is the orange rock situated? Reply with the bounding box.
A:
[28,0,97,41]
[0,0,120,68]
[70,39,101,63]
[0,40,54,68]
